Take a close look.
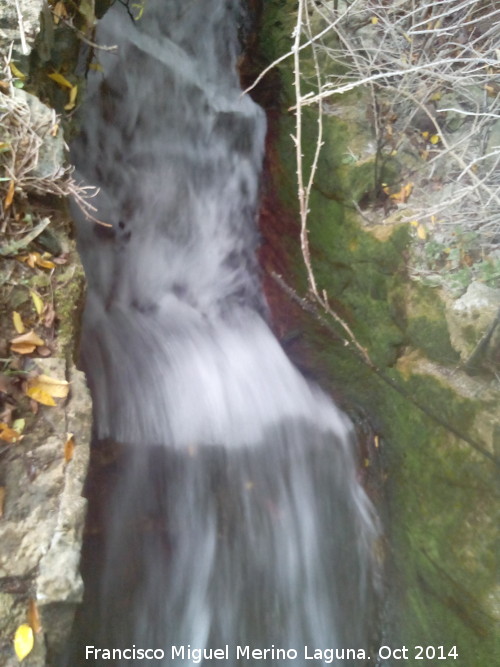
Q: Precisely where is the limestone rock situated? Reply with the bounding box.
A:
[445,281,500,370]
[0,361,91,666]
[0,0,44,60]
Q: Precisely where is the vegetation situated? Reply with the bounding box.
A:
[249,0,500,292]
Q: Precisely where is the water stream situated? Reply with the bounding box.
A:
[68,1,379,664]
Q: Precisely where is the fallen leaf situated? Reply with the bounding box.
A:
[9,63,26,80]
[14,624,34,661]
[4,179,15,209]
[47,72,73,89]
[12,311,25,334]
[10,341,36,355]
[26,386,57,407]
[12,418,25,434]
[36,345,52,358]
[389,182,413,203]
[28,599,42,634]
[430,134,440,145]
[38,256,55,270]
[370,16,379,25]
[416,224,427,240]
[27,374,70,400]
[30,291,44,316]
[64,433,75,462]
[11,331,45,347]
[53,1,68,25]
[50,123,59,137]
[0,422,21,443]
[43,303,56,328]
[64,84,78,111]
[18,252,55,271]
[0,487,5,518]
[10,331,45,355]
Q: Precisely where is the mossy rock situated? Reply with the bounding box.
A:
[256,1,500,664]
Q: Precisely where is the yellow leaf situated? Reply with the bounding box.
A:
[417,224,427,240]
[35,253,56,270]
[26,386,57,407]
[430,134,440,145]
[9,63,26,80]
[12,418,26,434]
[430,91,442,101]
[64,84,78,111]
[421,131,429,139]
[14,624,34,661]
[47,72,73,89]
[13,311,25,334]
[10,330,45,355]
[4,179,15,209]
[390,182,413,203]
[10,342,36,355]
[64,433,75,462]
[30,291,44,316]
[19,252,55,270]
[28,374,70,399]
[409,220,419,227]
[11,331,45,347]
[370,16,379,25]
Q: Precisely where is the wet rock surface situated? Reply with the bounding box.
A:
[0,361,91,666]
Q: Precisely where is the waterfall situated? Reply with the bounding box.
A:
[68,0,379,664]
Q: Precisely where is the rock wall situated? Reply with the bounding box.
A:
[251,1,500,663]
[0,3,92,665]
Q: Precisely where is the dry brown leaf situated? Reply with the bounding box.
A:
[12,311,25,334]
[64,433,75,462]
[0,487,5,518]
[43,303,56,328]
[26,386,56,407]
[0,422,21,443]
[36,345,52,358]
[53,1,68,25]
[28,599,42,634]
[10,341,37,355]
[10,330,45,355]
[4,180,15,209]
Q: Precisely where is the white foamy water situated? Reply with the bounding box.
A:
[68,1,379,664]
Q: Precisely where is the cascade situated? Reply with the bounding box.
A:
[67,1,379,664]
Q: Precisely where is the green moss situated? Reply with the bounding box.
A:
[258,1,499,663]
[405,284,459,363]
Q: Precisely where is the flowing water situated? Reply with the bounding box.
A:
[68,0,379,664]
